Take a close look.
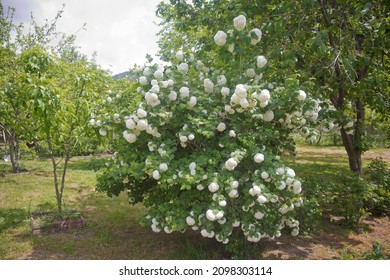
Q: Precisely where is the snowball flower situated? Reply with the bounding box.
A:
[286,168,296,177]
[154,70,163,80]
[261,171,269,179]
[259,89,270,102]
[189,162,196,171]
[217,75,227,85]
[233,15,246,31]
[254,211,264,220]
[257,195,267,204]
[206,209,216,221]
[196,184,204,191]
[175,50,184,61]
[291,228,299,237]
[203,78,214,93]
[293,180,302,194]
[230,181,239,188]
[263,110,274,122]
[123,131,137,143]
[221,87,230,97]
[228,189,238,198]
[219,200,227,207]
[208,182,219,193]
[139,76,148,85]
[217,122,226,132]
[168,90,177,101]
[240,98,249,108]
[254,153,265,163]
[179,135,188,143]
[143,67,152,76]
[188,96,197,107]
[214,30,227,46]
[136,119,148,131]
[188,134,195,140]
[99,129,107,136]
[152,170,161,180]
[125,119,136,130]
[179,87,190,98]
[151,224,161,233]
[137,108,147,118]
[257,55,267,68]
[250,28,262,45]
[235,84,247,98]
[178,62,189,74]
[229,130,236,137]
[276,168,285,175]
[225,158,238,171]
[246,68,256,78]
[297,90,306,101]
[159,163,168,172]
[186,216,196,226]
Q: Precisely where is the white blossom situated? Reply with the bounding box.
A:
[137,108,147,118]
[154,70,163,80]
[125,118,136,130]
[263,110,274,122]
[208,182,219,193]
[188,96,197,107]
[234,84,247,98]
[228,189,238,198]
[233,15,246,31]
[217,122,226,132]
[229,130,236,137]
[214,30,227,46]
[257,195,267,204]
[123,131,137,143]
[217,75,227,85]
[221,87,230,97]
[188,134,195,140]
[178,63,189,74]
[225,158,238,171]
[204,78,214,93]
[152,170,161,180]
[175,50,184,61]
[230,181,239,188]
[298,90,306,101]
[254,153,265,163]
[257,55,267,68]
[139,76,148,85]
[159,163,168,172]
[286,168,296,177]
[259,89,270,102]
[179,135,188,143]
[219,200,227,207]
[99,129,107,136]
[246,68,256,78]
[179,87,190,98]
[206,209,216,221]
[186,216,196,226]
[254,211,264,220]
[250,28,262,45]
[168,90,177,101]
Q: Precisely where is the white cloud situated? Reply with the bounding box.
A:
[2,0,162,74]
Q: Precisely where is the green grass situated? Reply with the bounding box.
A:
[0,145,389,259]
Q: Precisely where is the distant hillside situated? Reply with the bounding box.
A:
[112,71,130,80]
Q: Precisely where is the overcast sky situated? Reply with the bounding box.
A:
[2,0,162,74]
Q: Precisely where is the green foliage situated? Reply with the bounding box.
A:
[362,242,389,260]
[302,174,369,230]
[365,158,390,216]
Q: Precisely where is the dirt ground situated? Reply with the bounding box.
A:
[261,216,390,259]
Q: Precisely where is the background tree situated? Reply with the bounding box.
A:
[156,0,390,174]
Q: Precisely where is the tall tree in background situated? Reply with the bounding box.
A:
[156,0,390,174]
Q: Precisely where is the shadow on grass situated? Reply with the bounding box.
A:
[67,157,107,171]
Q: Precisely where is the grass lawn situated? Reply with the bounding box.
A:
[0,145,389,260]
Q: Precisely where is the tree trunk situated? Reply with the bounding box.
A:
[47,135,62,217]
[340,128,362,174]
[8,130,21,173]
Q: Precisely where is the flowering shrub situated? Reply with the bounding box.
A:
[93,15,320,244]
